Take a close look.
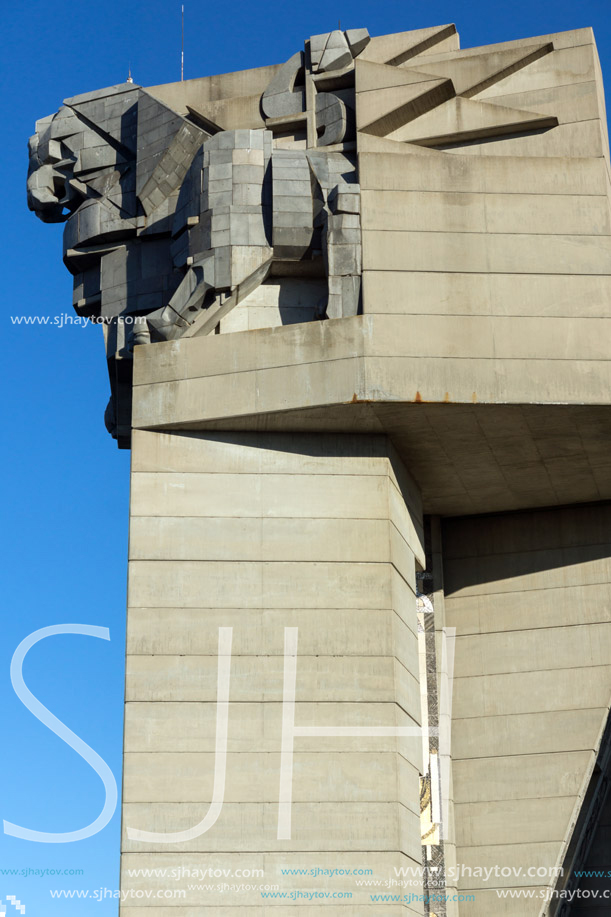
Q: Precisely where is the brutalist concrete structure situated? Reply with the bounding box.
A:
[30,22,611,916]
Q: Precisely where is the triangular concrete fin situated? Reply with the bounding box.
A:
[387,95,558,145]
[359,24,458,67]
[357,78,455,137]
[356,58,447,93]
[356,131,444,156]
[405,43,554,98]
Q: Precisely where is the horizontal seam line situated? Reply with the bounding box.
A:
[361,188,608,197]
[452,706,607,719]
[454,661,611,676]
[446,579,611,598]
[362,228,611,237]
[362,227,611,237]
[133,354,362,386]
[449,621,611,637]
[362,313,611,318]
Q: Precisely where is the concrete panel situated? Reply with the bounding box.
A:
[129,515,393,562]
[453,624,611,677]
[126,608,416,656]
[129,471,390,519]
[366,315,611,360]
[127,560,407,609]
[445,890,542,917]
[122,751,422,809]
[444,503,611,557]
[456,842,565,888]
[358,150,608,195]
[445,548,611,599]
[122,801,424,860]
[362,355,611,407]
[120,850,423,910]
[132,318,366,386]
[443,583,611,635]
[132,355,367,427]
[124,654,421,712]
[130,430,403,475]
[362,229,611,275]
[361,271,611,318]
[361,189,611,235]
[123,701,424,763]
[452,708,605,759]
[133,307,611,391]
[452,666,611,719]
[454,796,577,847]
[452,751,593,803]
[389,482,426,565]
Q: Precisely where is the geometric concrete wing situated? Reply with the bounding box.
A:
[357,76,455,137]
[408,42,555,97]
[359,23,459,66]
[355,59,450,93]
[385,95,558,144]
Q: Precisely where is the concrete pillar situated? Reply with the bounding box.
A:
[443,503,611,915]
[120,429,426,914]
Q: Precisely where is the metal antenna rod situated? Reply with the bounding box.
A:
[181,4,184,81]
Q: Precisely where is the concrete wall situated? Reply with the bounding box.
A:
[358,30,611,391]
[122,25,611,917]
[121,429,426,914]
[443,503,611,915]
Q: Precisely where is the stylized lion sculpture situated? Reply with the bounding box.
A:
[27,29,370,443]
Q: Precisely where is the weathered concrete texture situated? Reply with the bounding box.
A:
[443,503,611,914]
[30,19,611,917]
[121,430,425,912]
[219,277,326,332]
[130,318,611,517]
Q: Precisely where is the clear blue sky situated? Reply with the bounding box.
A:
[2,0,610,912]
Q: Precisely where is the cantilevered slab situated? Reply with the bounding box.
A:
[131,313,611,516]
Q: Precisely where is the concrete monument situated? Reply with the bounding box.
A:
[29,21,611,916]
